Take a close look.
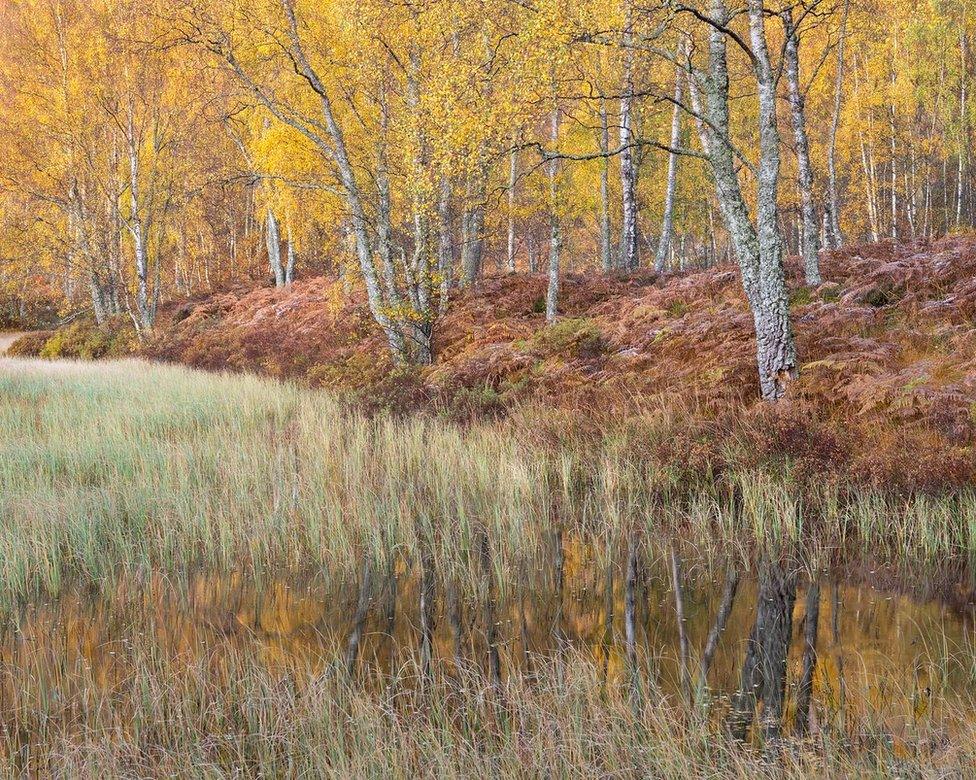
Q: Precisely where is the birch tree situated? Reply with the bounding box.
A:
[681,0,798,400]
[656,61,683,273]
[783,6,821,286]
[619,3,640,271]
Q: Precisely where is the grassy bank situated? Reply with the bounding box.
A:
[1,357,974,607]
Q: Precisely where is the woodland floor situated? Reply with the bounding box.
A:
[13,236,976,495]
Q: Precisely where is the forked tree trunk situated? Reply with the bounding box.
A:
[697,566,739,702]
[691,0,798,401]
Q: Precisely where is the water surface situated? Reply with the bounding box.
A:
[4,545,973,745]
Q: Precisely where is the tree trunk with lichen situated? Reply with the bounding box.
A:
[689,0,798,400]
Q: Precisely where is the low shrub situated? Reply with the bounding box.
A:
[6,330,53,357]
[519,318,607,360]
[37,318,136,360]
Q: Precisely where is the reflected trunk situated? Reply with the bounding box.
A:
[479,531,501,689]
[669,545,692,704]
[624,535,640,698]
[727,561,796,743]
[794,581,821,736]
[698,566,739,699]
[345,555,374,677]
[419,542,436,680]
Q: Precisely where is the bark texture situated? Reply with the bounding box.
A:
[783,10,822,285]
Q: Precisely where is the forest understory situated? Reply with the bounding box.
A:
[13,235,976,499]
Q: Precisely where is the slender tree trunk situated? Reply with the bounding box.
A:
[266,207,285,287]
[619,6,639,271]
[957,31,968,228]
[438,177,453,315]
[345,556,373,677]
[89,271,108,325]
[527,234,539,273]
[831,579,847,736]
[125,113,153,332]
[656,63,683,273]
[600,98,613,272]
[285,217,295,284]
[419,538,436,681]
[624,534,640,700]
[546,106,561,323]
[601,555,614,685]
[479,530,501,690]
[507,145,518,273]
[462,174,486,286]
[861,138,880,241]
[889,93,899,240]
[826,0,850,248]
[670,545,693,705]
[783,10,822,285]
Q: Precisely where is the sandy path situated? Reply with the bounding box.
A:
[0,332,25,355]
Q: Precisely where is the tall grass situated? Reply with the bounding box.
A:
[3,357,976,776]
[1,357,973,606]
[4,639,974,778]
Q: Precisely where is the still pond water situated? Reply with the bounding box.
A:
[4,544,974,742]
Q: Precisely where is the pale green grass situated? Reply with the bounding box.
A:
[0,357,973,606]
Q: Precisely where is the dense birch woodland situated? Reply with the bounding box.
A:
[0,0,974,397]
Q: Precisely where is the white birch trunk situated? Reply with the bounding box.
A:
[656,65,683,274]
[285,216,295,285]
[619,7,639,272]
[438,177,453,315]
[692,0,798,400]
[599,98,613,272]
[126,111,153,332]
[783,11,821,285]
[546,106,562,323]
[826,0,849,248]
[266,207,285,287]
[507,145,517,273]
[957,31,968,228]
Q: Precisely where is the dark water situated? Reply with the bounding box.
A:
[3,543,975,743]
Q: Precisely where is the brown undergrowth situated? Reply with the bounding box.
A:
[15,237,976,496]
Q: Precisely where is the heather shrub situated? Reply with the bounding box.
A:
[445,383,507,420]
[519,318,607,359]
[37,319,136,360]
[6,330,53,357]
